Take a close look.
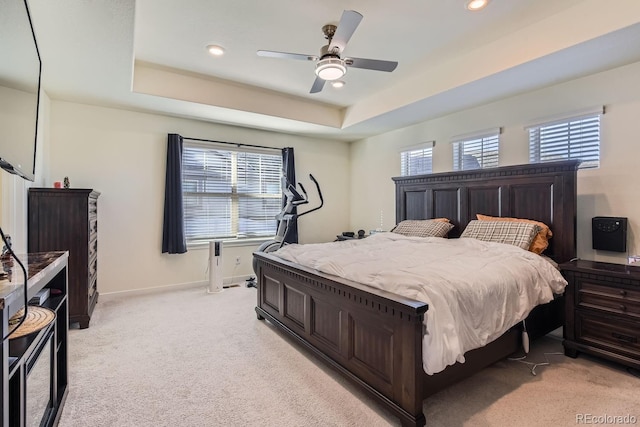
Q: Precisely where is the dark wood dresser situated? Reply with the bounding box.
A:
[561,259,640,370]
[28,188,100,328]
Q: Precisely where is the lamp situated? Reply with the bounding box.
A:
[315,58,347,81]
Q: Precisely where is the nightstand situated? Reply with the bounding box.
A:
[560,260,640,370]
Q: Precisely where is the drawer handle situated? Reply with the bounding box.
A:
[611,332,637,344]
[619,290,627,297]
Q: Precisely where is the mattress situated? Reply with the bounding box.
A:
[271,232,568,374]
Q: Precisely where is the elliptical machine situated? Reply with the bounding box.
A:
[251,173,323,278]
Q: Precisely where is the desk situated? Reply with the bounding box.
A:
[0,251,68,427]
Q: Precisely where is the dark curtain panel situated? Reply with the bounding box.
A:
[162,133,187,254]
[282,147,298,243]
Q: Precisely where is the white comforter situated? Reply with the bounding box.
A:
[271,232,567,375]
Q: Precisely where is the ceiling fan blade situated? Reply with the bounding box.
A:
[257,50,318,61]
[330,10,363,53]
[310,77,326,94]
[345,57,398,72]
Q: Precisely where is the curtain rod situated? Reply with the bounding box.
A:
[181,136,282,151]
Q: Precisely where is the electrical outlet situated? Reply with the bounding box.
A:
[235,256,241,265]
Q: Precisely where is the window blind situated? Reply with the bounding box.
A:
[182,144,282,241]
[528,114,600,169]
[400,144,433,176]
[452,133,499,171]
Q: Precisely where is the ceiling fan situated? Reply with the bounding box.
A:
[257,10,398,94]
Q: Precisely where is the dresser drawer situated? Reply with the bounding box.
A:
[577,280,640,318]
[577,312,640,357]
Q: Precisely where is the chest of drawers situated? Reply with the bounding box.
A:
[561,260,640,369]
[28,188,101,328]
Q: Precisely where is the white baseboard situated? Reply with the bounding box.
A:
[100,274,254,298]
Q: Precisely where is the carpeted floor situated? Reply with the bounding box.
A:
[58,286,639,427]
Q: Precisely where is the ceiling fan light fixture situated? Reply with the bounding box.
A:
[206,45,225,56]
[315,58,347,81]
[466,0,489,11]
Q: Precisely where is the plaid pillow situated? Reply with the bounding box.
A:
[460,220,541,250]
[476,214,552,254]
[391,220,454,238]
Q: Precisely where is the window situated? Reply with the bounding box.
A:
[400,142,433,176]
[182,143,282,242]
[452,130,500,171]
[528,112,601,169]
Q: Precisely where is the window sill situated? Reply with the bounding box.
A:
[186,237,274,250]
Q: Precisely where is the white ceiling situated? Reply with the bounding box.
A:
[27,0,640,141]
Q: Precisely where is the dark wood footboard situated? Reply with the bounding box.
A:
[254,251,565,426]
[254,252,429,427]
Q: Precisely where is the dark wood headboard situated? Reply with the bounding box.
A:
[392,160,580,263]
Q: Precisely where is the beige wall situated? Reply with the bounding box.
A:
[350,60,640,264]
[48,101,350,294]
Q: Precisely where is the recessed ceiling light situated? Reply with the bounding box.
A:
[466,0,489,11]
[206,45,225,56]
[331,80,345,89]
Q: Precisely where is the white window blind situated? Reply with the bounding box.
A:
[182,143,282,241]
[400,143,433,176]
[528,113,600,169]
[452,132,499,171]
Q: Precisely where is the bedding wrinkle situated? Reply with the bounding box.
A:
[272,232,567,375]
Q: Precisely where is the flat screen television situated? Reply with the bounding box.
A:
[0,0,42,182]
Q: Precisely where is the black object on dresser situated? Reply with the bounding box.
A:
[561,260,640,370]
[28,188,100,329]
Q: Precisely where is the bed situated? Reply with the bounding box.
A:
[253,160,579,427]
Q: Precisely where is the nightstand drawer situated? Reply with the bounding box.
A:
[577,312,640,357]
[579,280,640,300]
[578,284,640,318]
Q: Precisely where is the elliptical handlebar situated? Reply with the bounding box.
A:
[289,182,309,206]
[253,172,324,276]
[297,182,308,198]
[298,174,323,217]
[288,182,308,206]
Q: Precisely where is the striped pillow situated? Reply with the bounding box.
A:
[391,220,454,238]
[460,220,541,250]
[476,214,552,254]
